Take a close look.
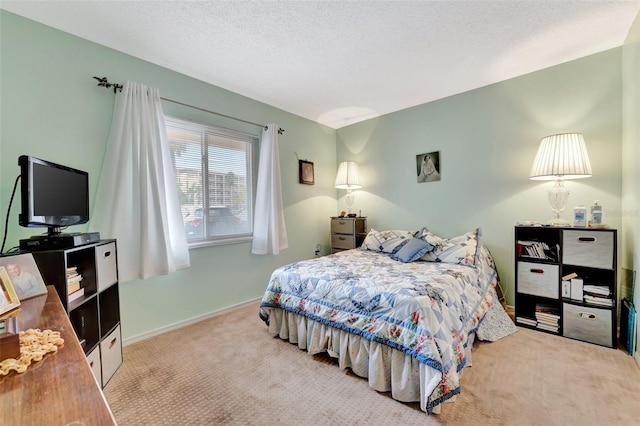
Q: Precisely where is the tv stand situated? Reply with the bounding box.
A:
[19,232,101,251]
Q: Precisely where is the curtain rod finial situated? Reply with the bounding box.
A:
[92,76,123,93]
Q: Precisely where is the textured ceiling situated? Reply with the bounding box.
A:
[1,1,639,129]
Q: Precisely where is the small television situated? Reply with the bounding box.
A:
[19,155,90,236]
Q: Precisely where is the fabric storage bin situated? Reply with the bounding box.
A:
[331,234,356,250]
[563,302,613,347]
[562,230,614,270]
[86,346,102,387]
[95,242,118,292]
[517,261,559,299]
[331,218,355,234]
[100,325,122,386]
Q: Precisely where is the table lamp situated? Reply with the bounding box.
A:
[335,161,362,214]
[529,133,592,226]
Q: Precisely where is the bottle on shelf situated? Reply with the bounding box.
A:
[590,200,602,226]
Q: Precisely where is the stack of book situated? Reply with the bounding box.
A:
[535,304,560,333]
[516,240,558,261]
[66,266,84,303]
[582,285,613,307]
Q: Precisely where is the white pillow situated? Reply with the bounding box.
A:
[418,228,481,266]
[361,229,415,254]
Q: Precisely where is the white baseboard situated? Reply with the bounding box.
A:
[122,297,261,347]
[635,350,640,369]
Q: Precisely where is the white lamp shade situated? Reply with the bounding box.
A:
[529,133,592,180]
[335,161,362,189]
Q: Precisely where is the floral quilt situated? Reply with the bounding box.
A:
[259,244,498,412]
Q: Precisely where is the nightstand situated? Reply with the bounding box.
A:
[330,217,367,253]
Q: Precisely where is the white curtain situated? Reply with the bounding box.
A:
[252,124,288,255]
[90,81,190,281]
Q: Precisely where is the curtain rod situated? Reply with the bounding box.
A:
[93,77,284,135]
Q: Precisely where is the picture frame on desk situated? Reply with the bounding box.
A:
[0,267,21,317]
[0,253,47,300]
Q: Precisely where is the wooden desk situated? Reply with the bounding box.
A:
[0,286,116,425]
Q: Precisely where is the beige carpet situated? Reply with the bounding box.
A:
[104,301,640,425]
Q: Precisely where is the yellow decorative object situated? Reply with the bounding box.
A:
[0,328,64,375]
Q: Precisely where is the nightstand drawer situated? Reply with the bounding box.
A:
[331,218,355,234]
[517,261,559,298]
[331,234,356,249]
[563,303,612,347]
[562,230,614,269]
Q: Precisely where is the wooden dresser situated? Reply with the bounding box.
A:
[0,286,116,425]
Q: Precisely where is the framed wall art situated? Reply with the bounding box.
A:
[416,151,441,183]
[299,160,315,185]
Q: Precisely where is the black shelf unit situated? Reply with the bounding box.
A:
[515,226,617,348]
[31,240,122,387]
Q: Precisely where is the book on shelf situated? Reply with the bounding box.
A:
[582,285,610,297]
[68,287,85,303]
[67,280,82,294]
[536,323,559,333]
[516,316,537,327]
[67,273,83,283]
[583,295,613,307]
[535,318,559,327]
[535,313,559,323]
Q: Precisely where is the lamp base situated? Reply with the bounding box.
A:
[344,189,355,214]
[547,217,571,227]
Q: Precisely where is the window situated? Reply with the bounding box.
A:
[165,116,259,247]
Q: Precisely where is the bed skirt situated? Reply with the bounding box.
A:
[265,307,475,414]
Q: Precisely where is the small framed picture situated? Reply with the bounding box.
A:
[0,267,21,317]
[0,253,47,300]
[299,160,315,185]
[416,151,441,183]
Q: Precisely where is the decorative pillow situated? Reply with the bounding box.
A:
[361,229,415,254]
[419,228,481,265]
[415,228,448,261]
[391,237,434,263]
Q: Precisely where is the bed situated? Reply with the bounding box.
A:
[259,228,515,414]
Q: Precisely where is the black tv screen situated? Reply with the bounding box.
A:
[19,155,89,234]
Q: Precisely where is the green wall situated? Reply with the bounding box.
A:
[336,48,624,307]
[622,11,640,365]
[0,11,337,343]
[0,9,632,342]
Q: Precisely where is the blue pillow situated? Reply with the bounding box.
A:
[392,238,434,263]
